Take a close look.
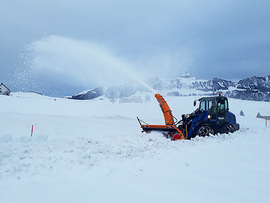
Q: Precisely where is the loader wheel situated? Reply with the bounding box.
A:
[172,133,182,141]
[197,126,215,137]
[226,124,235,134]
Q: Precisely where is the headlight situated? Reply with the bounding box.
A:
[208,115,211,119]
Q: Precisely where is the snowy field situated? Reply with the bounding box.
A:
[1,92,270,203]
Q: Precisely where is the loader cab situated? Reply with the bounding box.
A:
[198,96,229,121]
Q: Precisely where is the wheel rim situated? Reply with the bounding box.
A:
[172,133,182,140]
[198,126,214,136]
[226,125,235,133]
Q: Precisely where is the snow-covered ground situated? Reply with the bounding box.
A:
[1,92,270,203]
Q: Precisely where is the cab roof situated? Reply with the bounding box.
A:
[198,95,228,101]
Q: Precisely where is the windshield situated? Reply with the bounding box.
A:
[199,97,228,113]
[200,99,217,111]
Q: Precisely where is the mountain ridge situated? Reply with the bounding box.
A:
[69,74,270,102]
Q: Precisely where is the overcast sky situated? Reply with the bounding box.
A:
[1,0,270,96]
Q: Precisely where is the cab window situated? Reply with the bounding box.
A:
[218,98,228,113]
[208,100,217,113]
[200,100,206,111]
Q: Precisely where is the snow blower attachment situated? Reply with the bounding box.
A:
[137,94,240,140]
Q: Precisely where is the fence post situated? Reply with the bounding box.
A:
[31,125,34,137]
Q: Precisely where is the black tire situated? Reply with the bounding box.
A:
[226,124,235,134]
[197,126,215,137]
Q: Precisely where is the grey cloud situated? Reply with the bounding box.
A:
[1,0,270,95]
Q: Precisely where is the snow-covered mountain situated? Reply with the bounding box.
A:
[226,76,270,101]
[70,87,104,100]
[69,85,137,101]
[69,74,270,102]
[152,73,235,92]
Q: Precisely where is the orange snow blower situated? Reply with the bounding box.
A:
[137,94,185,140]
[137,93,239,140]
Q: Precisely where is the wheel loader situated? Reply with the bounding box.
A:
[137,94,239,140]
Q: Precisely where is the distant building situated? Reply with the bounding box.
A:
[0,83,11,96]
[119,96,143,103]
